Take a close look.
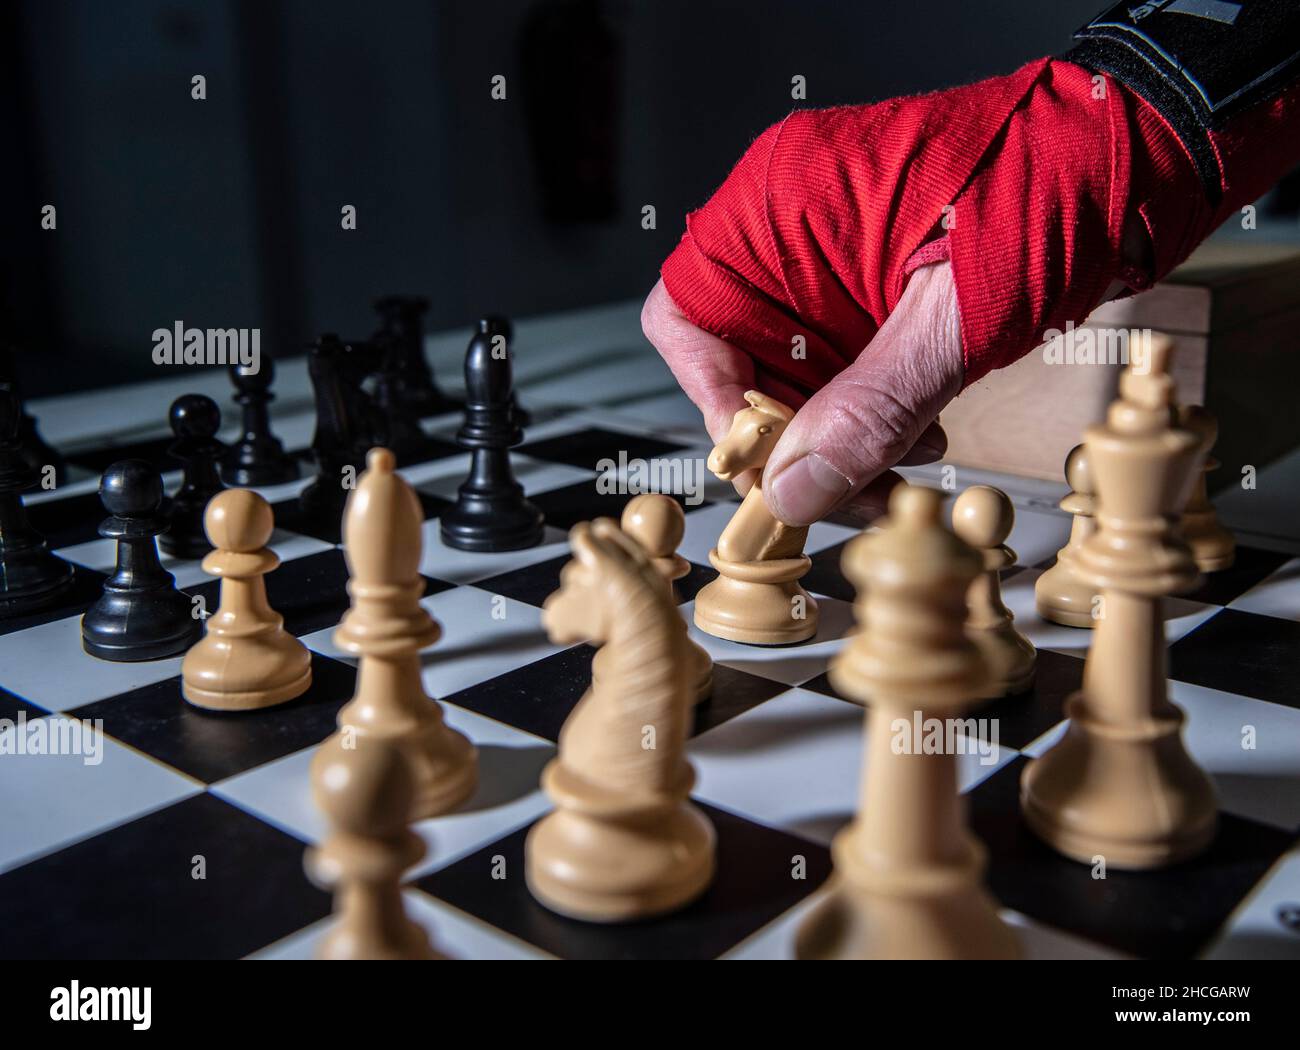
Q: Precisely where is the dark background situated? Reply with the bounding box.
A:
[1,0,1294,396]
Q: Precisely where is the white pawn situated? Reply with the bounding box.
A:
[621,494,713,704]
[1035,444,1100,628]
[952,485,1035,698]
[306,733,439,960]
[182,489,312,710]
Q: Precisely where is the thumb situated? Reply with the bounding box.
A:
[764,261,965,527]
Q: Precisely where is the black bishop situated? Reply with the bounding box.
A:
[440,319,544,552]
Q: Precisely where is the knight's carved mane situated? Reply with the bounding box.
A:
[559,520,689,794]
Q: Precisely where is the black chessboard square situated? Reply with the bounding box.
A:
[270,490,452,545]
[804,541,855,603]
[530,479,709,532]
[674,560,715,605]
[518,426,690,473]
[804,649,1080,751]
[417,803,831,960]
[0,562,106,639]
[444,644,595,741]
[1169,608,1300,710]
[0,685,46,722]
[70,652,357,784]
[691,663,791,737]
[183,548,453,637]
[471,555,571,609]
[443,644,786,744]
[0,793,329,960]
[473,552,710,610]
[64,434,177,476]
[29,489,108,549]
[969,758,1296,958]
[973,649,1082,751]
[1181,546,1292,607]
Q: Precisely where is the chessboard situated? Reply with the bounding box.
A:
[2,301,1299,961]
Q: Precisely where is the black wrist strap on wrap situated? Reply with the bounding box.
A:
[1064,1,1300,203]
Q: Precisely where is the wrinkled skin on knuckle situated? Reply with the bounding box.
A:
[820,377,921,477]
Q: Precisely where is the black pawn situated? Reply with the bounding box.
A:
[374,295,455,417]
[440,320,544,552]
[0,384,74,616]
[221,355,299,486]
[484,315,531,429]
[161,394,226,559]
[82,460,202,661]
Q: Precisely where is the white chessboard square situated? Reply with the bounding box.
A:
[1001,567,1219,659]
[214,704,555,878]
[1020,677,1300,826]
[601,391,708,434]
[690,687,1016,847]
[681,596,856,687]
[1170,679,1300,832]
[0,614,189,712]
[522,353,678,409]
[677,501,859,568]
[1004,506,1073,568]
[416,521,572,586]
[55,529,333,589]
[0,718,199,875]
[1228,556,1300,623]
[1202,845,1300,959]
[300,586,565,699]
[411,453,594,502]
[249,887,551,960]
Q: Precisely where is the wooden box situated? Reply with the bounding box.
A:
[942,242,1300,490]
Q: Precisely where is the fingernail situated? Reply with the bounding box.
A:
[767,453,852,526]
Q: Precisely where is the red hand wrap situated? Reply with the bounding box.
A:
[660,58,1300,390]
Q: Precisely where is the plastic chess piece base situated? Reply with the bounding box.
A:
[526,761,716,923]
[300,476,348,515]
[693,549,818,645]
[1020,694,1218,869]
[970,627,1036,699]
[1183,512,1236,574]
[440,496,544,553]
[0,547,74,617]
[406,730,478,820]
[1034,559,1098,629]
[795,867,1021,960]
[182,634,313,711]
[692,652,714,705]
[347,718,478,822]
[81,588,202,662]
[159,526,212,560]
[221,448,301,488]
